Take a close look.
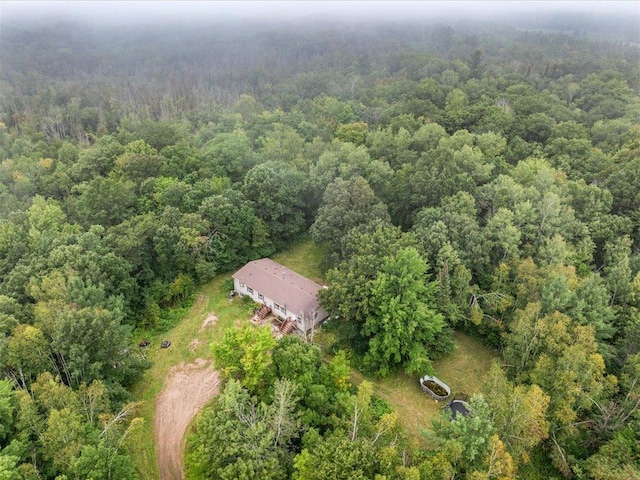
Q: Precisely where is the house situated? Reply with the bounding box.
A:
[232,258,328,332]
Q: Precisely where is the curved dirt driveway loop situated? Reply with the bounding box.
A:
[154,358,221,480]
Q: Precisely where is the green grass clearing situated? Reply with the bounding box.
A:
[272,237,325,284]
[317,330,498,448]
[129,276,255,479]
[376,331,498,446]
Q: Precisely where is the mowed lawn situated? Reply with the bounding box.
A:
[272,239,325,284]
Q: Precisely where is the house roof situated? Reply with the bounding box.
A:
[233,258,327,319]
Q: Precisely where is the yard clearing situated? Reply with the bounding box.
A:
[130,240,317,479]
[381,331,498,444]
[333,331,498,446]
[130,240,498,477]
[129,277,253,479]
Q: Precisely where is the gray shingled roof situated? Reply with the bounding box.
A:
[233,258,326,319]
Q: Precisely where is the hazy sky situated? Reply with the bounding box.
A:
[2,1,639,26]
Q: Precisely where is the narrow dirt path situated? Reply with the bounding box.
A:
[154,358,221,480]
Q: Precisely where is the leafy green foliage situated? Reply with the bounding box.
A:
[481,363,550,465]
[363,247,446,375]
[429,395,496,473]
[321,225,450,376]
[243,162,307,249]
[0,380,15,445]
[310,175,390,263]
[0,13,638,479]
[186,380,291,480]
[293,434,380,480]
[211,324,277,395]
[4,373,141,479]
[198,189,273,272]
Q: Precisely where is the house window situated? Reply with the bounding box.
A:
[274,302,280,311]
[258,293,264,300]
[247,287,254,294]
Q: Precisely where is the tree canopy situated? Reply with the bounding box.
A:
[1,10,639,479]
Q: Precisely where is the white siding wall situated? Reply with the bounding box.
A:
[232,278,327,331]
[294,309,321,332]
[233,278,300,323]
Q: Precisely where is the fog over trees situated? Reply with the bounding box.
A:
[3,1,639,26]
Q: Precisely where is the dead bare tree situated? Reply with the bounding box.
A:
[298,311,317,344]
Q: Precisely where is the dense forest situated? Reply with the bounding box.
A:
[0,8,639,480]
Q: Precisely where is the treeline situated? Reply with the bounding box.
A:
[0,16,638,479]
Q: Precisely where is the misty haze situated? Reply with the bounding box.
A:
[0,2,639,480]
[3,1,640,26]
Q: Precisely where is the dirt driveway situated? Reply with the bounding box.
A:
[154,358,221,480]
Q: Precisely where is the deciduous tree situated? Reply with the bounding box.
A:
[310,176,390,261]
[211,324,276,395]
[322,225,448,376]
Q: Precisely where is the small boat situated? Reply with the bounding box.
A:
[419,375,451,400]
